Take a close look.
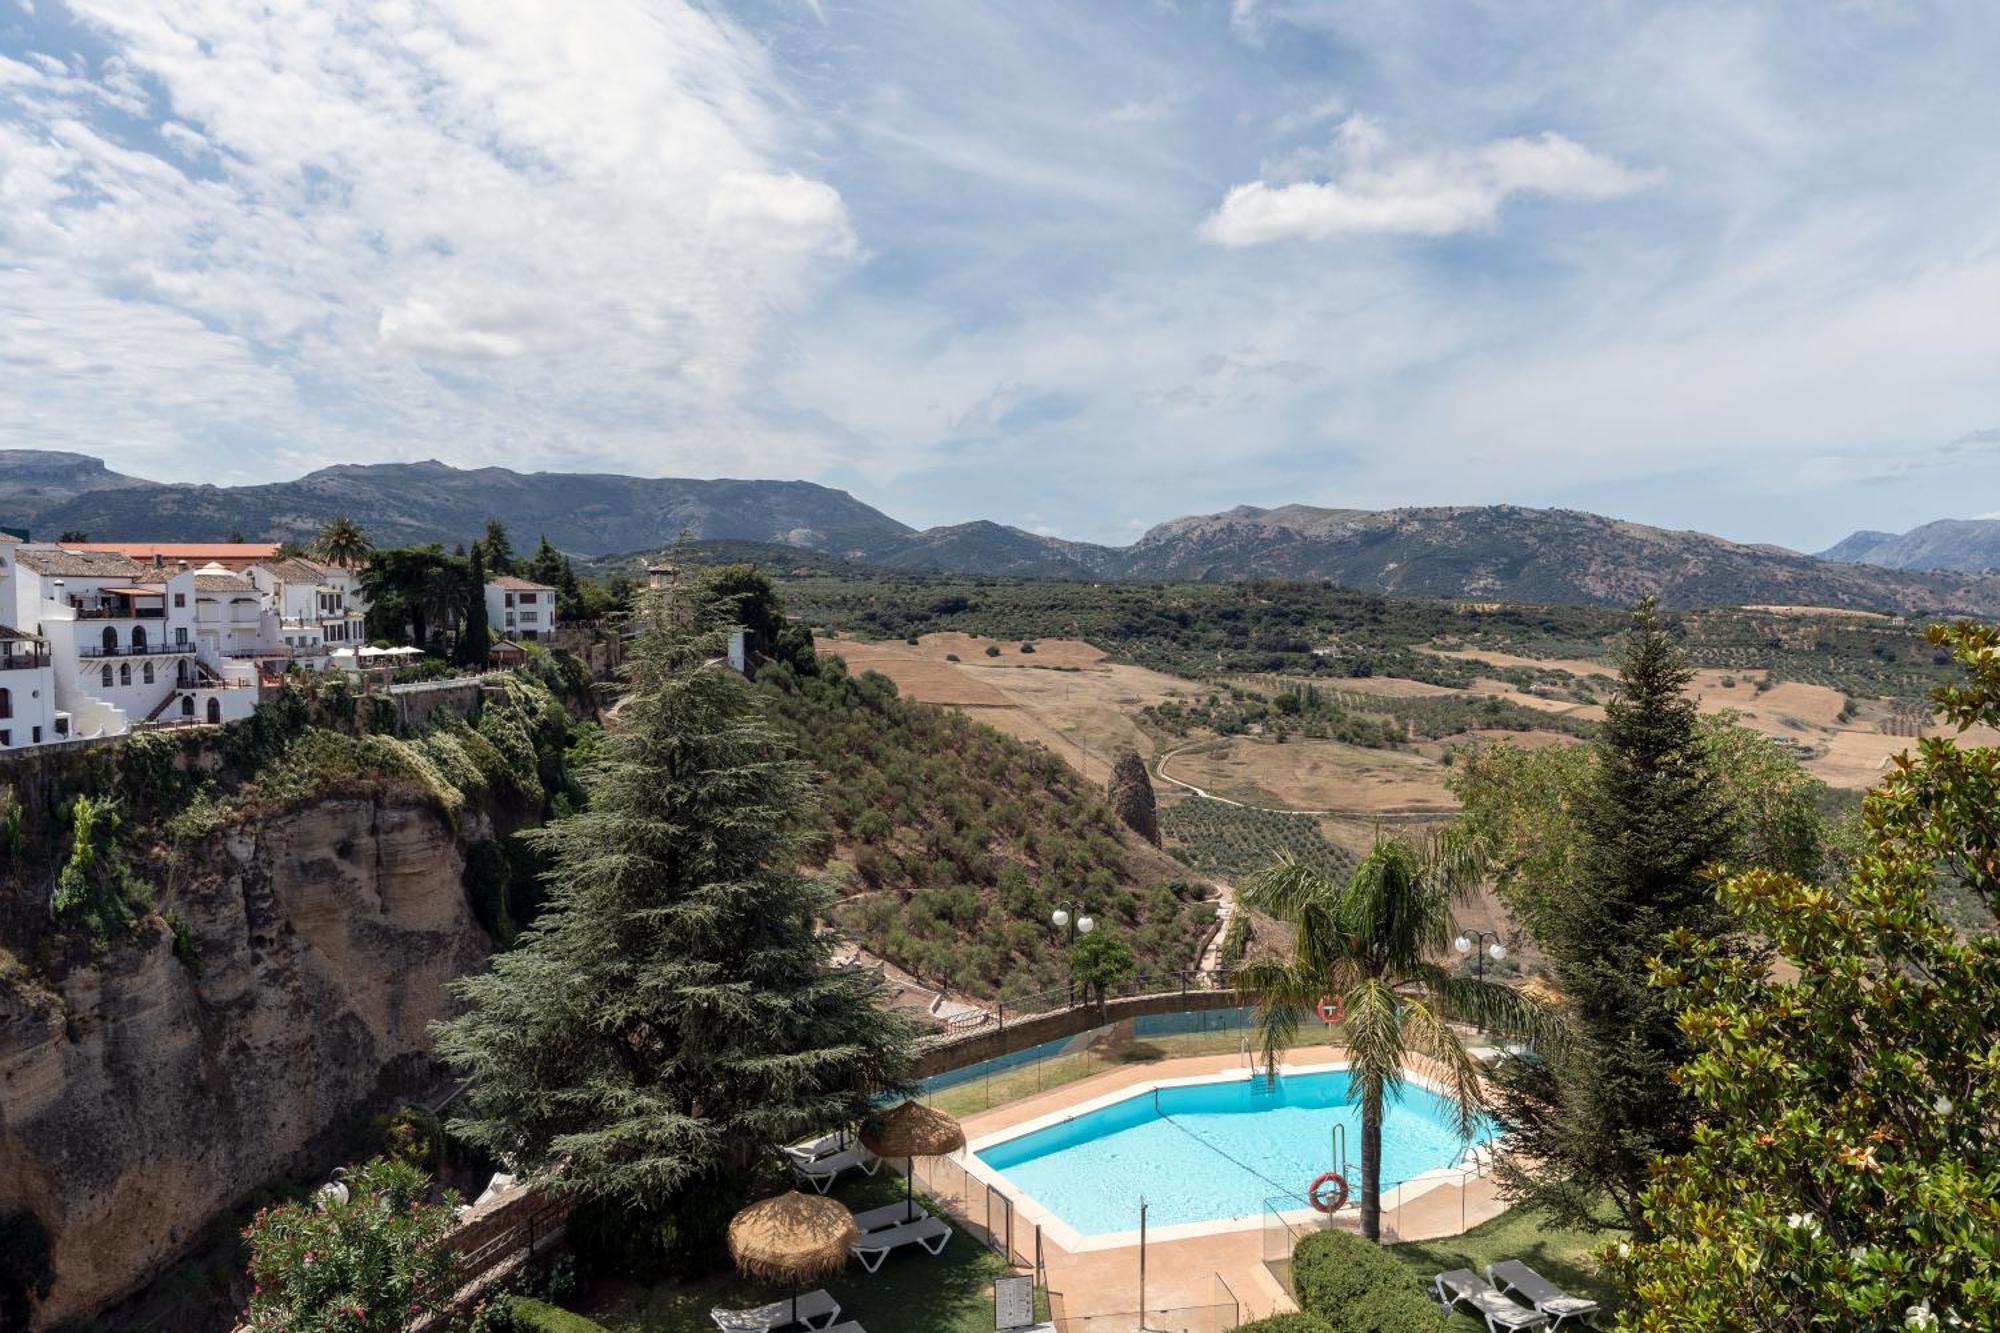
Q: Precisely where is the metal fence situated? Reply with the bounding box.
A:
[937,970,1238,1037]
[1047,1273,1241,1332]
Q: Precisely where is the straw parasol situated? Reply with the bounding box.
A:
[860,1100,967,1222]
[727,1190,859,1325]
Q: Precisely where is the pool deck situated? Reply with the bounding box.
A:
[914,1044,1509,1322]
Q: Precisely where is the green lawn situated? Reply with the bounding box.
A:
[1385,1207,1616,1330]
[585,1172,1044,1333]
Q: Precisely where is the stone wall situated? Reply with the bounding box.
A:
[914,987,1242,1078]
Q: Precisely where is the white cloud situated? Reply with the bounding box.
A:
[1201,118,1660,246]
[1108,95,1177,125]
[0,0,858,474]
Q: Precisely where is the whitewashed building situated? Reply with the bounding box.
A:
[246,557,368,664]
[486,576,557,643]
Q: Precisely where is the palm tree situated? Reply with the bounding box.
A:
[1235,827,1552,1241]
[316,516,372,569]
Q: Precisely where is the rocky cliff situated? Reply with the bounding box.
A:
[0,795,491,1327]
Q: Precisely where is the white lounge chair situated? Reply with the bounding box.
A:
[849,1214,953,1273]
[851,1201,927,1234]
[783,1131,849,1165]
[791,1147,878,1193]
[1488,1260,1601,1328]
[1434,1269,1549,1331]
[710,1288,841,1332]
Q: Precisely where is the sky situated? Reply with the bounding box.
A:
[4,1,2000,552]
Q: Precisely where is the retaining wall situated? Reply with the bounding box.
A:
[915,988,1243,1078]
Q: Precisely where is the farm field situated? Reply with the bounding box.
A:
[1159,735,1460,815]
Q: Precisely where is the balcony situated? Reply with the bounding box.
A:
[77,643,196,659]
[0,649,50,670]
[70,606,166,620]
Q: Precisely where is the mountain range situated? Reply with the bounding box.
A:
[6,449,2000,617]
[1819,519,2000,574]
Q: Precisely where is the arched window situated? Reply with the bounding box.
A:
[181,695,194,718]
[101,626,117,654]
[143,661,155,685]
[206,697,222,724]
[101,665,114,687]
[119,664,131,686]
[0,688,10,719]
[131,625,147,652]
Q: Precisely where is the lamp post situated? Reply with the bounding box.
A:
[1051,901,1096,1006]
[1453,928,1508,981]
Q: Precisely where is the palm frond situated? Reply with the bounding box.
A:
[1398,996,1488,1141]
[1340,976,1406,1100]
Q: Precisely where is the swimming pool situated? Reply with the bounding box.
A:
[973,1068,1492,1237]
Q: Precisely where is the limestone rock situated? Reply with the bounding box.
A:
[1105,750,1160,846]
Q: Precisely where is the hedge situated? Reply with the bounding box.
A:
[1291,1229,1444,1332]
[1237,1315,1336,1332]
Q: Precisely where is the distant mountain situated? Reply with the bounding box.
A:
[1819,519,2000,574]
[7,450,1998,616]
[0,453,913,556]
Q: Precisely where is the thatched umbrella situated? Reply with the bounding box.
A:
[861,1100,967,1222]
[727,1190,859,1326]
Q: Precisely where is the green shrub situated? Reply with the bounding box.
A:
[1238,1315,1335,1332]
[1337,1284,1444,1332]
[985,644,1001,657]
[1020,641,1036,653]
[1292,1230,1415,1320]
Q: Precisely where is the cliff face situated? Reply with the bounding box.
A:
[0,796,490,1327]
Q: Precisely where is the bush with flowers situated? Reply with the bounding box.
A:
[241,1156,459,1333]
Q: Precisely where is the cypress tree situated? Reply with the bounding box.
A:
[458,544,491,666]
[1491,598,1731,1235]
[436,588,913,1251]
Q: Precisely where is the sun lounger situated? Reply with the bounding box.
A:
[710,1288,841,1332]
[1488,1260,1601,1328]
[791,1146,878,1193]
[1434,1269,1549,1331]
[783,1131,849,1164]
[849,1214,953,1273]
[851,1201,928,1233]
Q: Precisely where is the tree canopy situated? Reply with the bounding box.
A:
[1620,621,2000,1329]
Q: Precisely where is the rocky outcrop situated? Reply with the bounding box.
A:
[0,796,490,1328]
[1106,750,1160,847]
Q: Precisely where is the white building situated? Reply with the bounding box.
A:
[0,626,61,750]
[486,576,557,643]
[1,545,258,739]
[246,556,368,664]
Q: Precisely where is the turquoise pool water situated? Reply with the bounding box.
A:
[975,1070,1491,1235]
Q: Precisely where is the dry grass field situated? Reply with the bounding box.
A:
[1160,735,1460,815]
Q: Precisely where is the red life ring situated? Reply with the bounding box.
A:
[1316,994,1343,1025]
[1309,1171,1349,1213]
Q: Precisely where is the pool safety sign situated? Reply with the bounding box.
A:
[994,1274,1035,1329]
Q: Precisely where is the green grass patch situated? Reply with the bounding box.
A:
[1384,1206,1615,1329]
[588,1174,1044,1333]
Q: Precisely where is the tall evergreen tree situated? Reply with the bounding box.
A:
[1489,598,1732,1235]
[527,534,564,586]
[436,587,912,1249]
[457,544,492,666]
[478,518,516,574]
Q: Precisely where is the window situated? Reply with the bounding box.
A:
[0,731,9,748]
[101,665,114,688]
[520,592,536,604]
[505,593,516,607]
[174,593,185,608]
[0,687,9,718]
[176,627,188,647]
[206,697,221,724]
[102,626,117,654]
[143,661,155,685]
[132,625,147,652]
[119,664,131,686]
[31,726,40,744]
[181,695,194,717]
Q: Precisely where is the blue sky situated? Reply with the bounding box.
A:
[4,1,2000,551]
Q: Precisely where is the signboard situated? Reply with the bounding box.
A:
[994,1274,1035,1330]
